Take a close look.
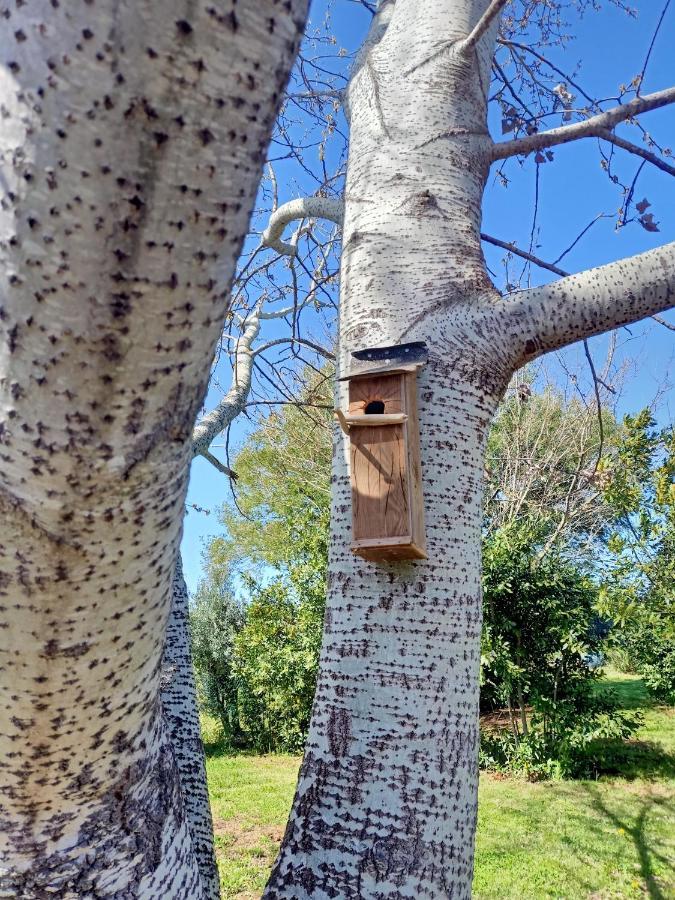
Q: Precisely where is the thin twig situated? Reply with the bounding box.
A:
[598,128,675,178]
[480,232,568,276]
[583,340,604,472]
[637,0,672,96]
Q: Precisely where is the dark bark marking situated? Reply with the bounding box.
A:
[327,706,352,758]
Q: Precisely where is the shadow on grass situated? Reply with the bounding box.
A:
[594,738,675,781]
[582,783,675,900]
[592,675,675,780]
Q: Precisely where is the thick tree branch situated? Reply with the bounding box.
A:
[652,314,675,331]
[458,0,509,54]
[261,196,344,255]
[505,242,675,363]
[483,232,675,335]
[200,450,239,480]
[191,285,331,467]
[192,314,261,458]
[492,86,675,160]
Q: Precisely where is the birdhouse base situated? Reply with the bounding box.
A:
[351,536,428,562]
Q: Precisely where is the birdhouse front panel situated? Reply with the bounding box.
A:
[349,374,409,544]
[346,369,426,561]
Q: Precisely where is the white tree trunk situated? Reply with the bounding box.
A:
[162,557,220,900]
[0,1,306,896]
[265,1,675,897]
[266,3,504,897]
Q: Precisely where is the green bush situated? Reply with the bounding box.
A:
[599,413,674,703]
[478,523,642,778]
[190,580,247,748]
[480,690,642,780]
[619,621,675,703]
[231,578,324,753]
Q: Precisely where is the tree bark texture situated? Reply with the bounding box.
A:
[0,2,306,897]
[161,557,220,900]
[265,1,675,898]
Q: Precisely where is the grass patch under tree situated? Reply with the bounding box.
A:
[205,672,675,899]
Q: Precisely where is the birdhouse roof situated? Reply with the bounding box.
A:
[339,341,428,381]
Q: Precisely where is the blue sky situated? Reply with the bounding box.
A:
[181,0,675,593]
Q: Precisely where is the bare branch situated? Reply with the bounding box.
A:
[597,128,675,177]
[583,338,605,472]
[481,232,567,277]
[200,450,238,481]
[484,232,675,337]
[505,242,675,363]
[255,336,336,360]
[192,312,261,456]
[406,0,508,75]
[492,86,675,161]
[261,197,345,255]
[652,313,675,331]
[636,0,672,96]
[459,0,510,54]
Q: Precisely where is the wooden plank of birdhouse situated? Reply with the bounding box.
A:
[348,373,409,542]
[343,413,408,427]
[404,371,427,556]
[350,420,411,542]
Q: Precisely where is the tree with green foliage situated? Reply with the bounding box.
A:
[193,372,331,751]
[195,373,649,771]
[233,578,324,752]
[480,523,638,779]
[190,578,246,748]
[599,411,675,701]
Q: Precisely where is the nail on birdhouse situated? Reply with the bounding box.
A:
[335,341,428,562]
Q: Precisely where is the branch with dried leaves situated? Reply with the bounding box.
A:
[492,85,675,161]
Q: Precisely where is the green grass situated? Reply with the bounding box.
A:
[205,672,675,899]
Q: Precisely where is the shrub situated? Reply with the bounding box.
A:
[619,621,675,704]
[231,578,323,753]
[480,689,642,780]
[190,580,247,748]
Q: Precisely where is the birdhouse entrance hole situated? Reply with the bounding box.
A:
[365,400,385,415]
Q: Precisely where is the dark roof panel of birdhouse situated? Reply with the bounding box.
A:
[339,341,428,380]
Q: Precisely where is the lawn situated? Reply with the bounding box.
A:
[205,673,675,899]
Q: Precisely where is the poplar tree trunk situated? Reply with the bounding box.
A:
[266,4,506,896]
[162,557,220,900]
[0,2,306,897]
[265,1,675,897]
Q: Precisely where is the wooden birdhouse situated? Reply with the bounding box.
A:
[335,342,427,562]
